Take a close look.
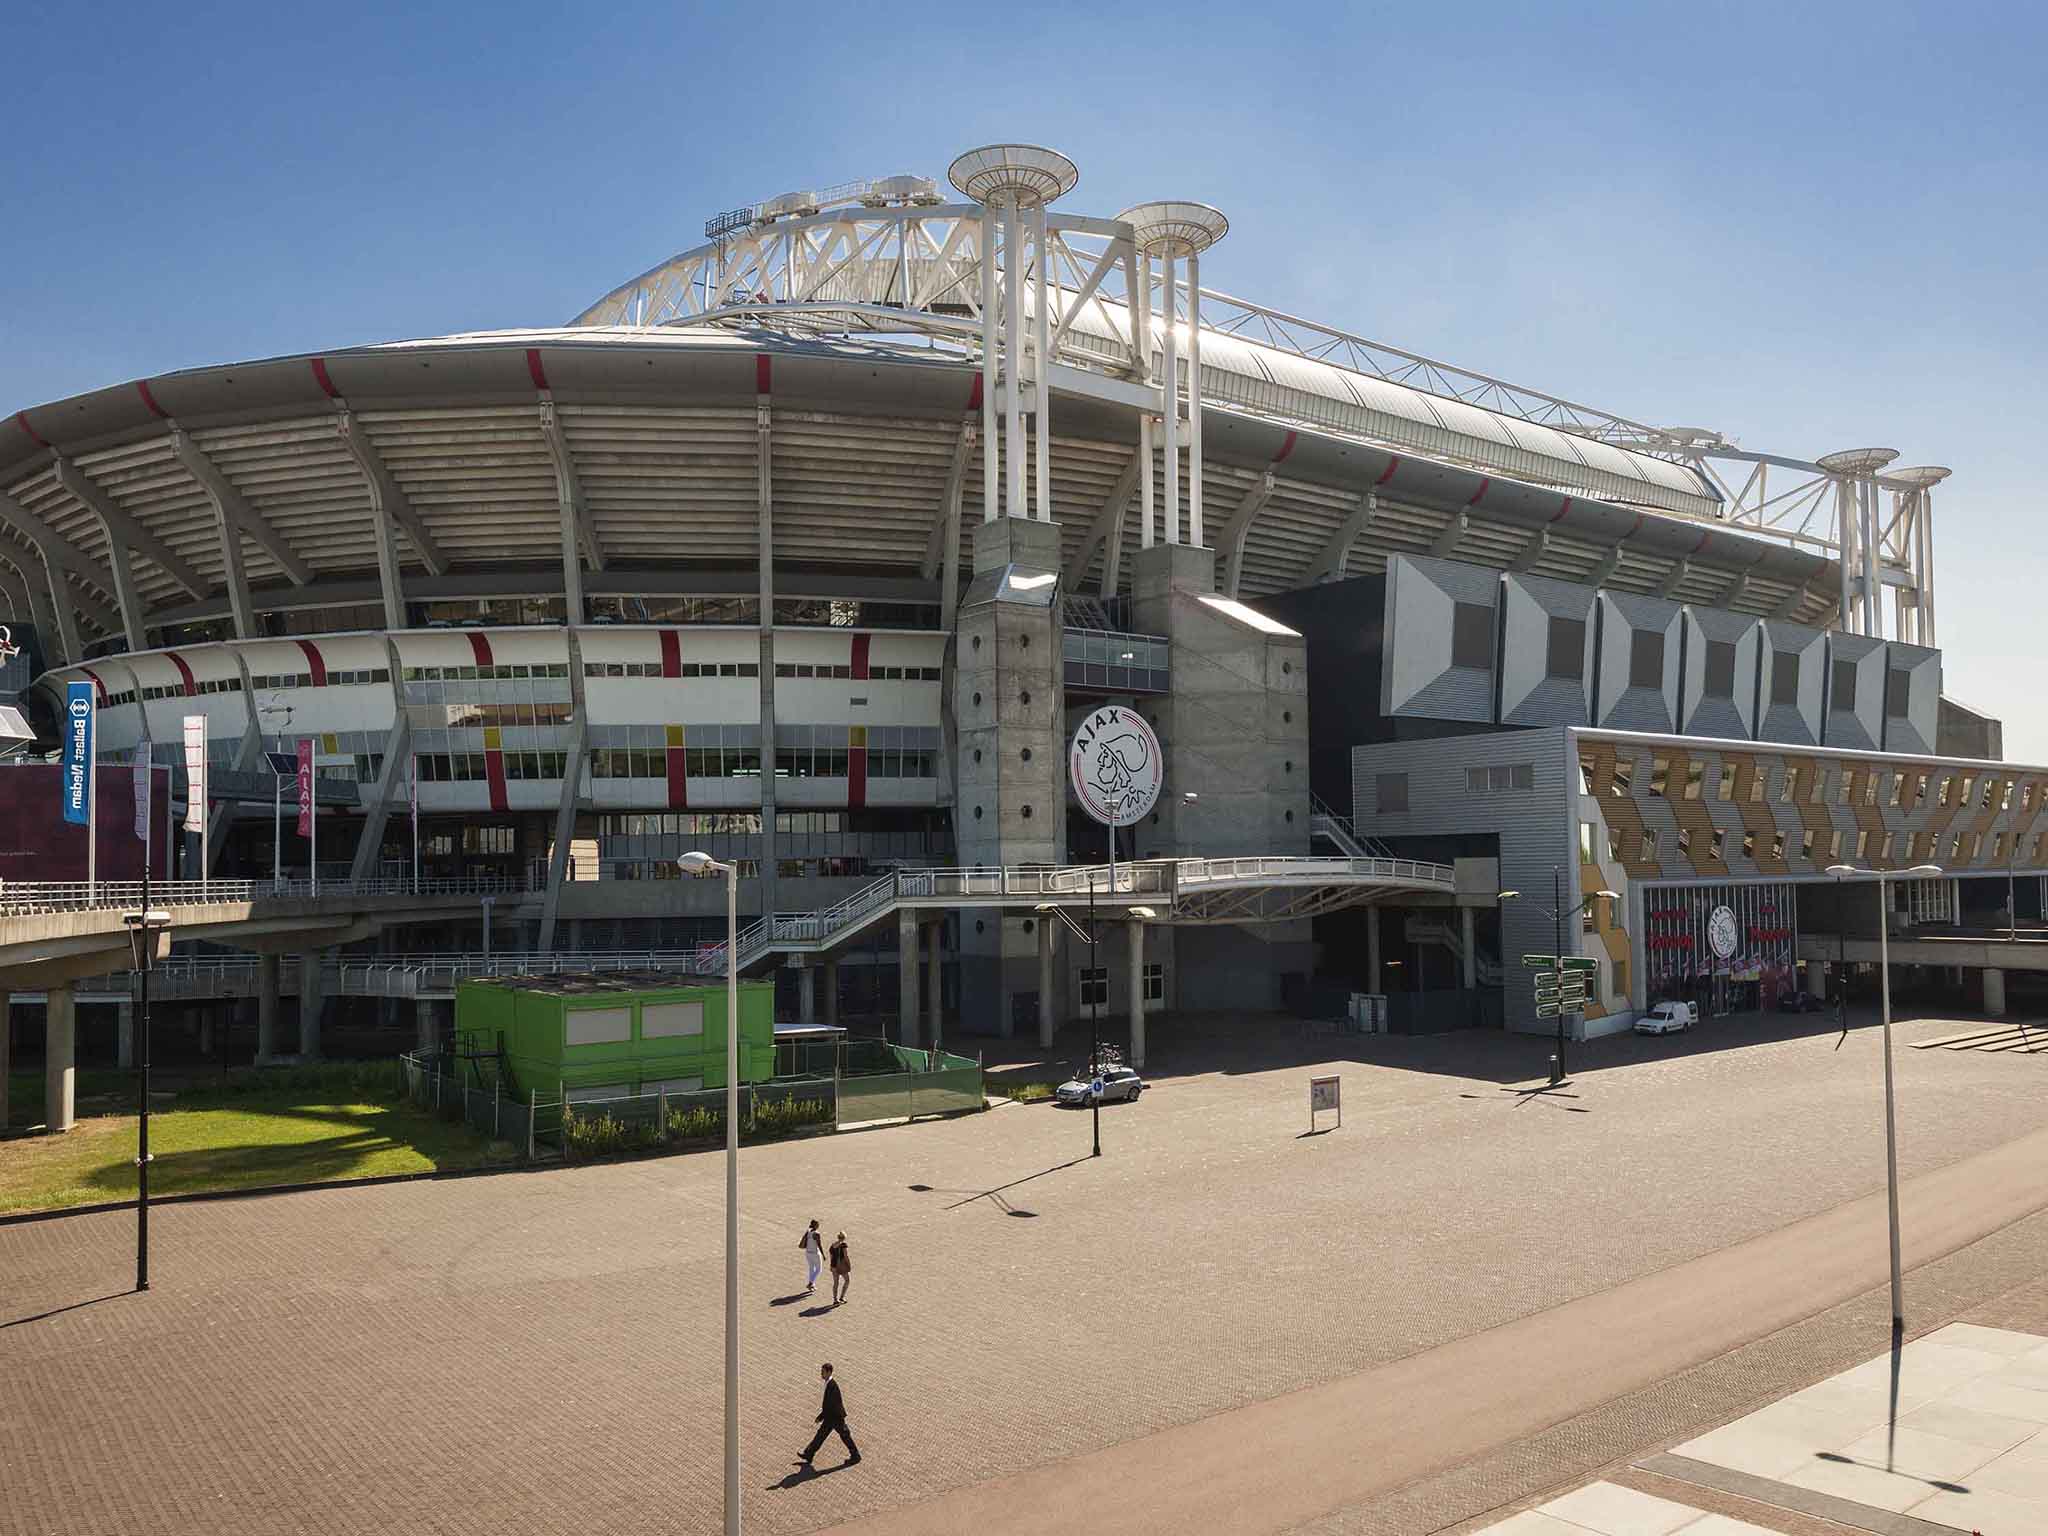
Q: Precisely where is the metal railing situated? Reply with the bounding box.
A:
[0,873,538,915]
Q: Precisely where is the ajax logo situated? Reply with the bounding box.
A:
[1068,706,1163,827]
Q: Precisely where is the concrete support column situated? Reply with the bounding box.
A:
[298,951,324,1059]
[925,923,944,1054]
[1367,910,1384,993]
[45,985,76,1133]
[797,964,816,1023]
[1460,907,1478,990]
[897,909,921,1048]
[1038,917,1056,1050]
[198,1015,213,1057]
[1127,919,1147,1070]
[117,997,135,1070]
[822,960,839,1027]
[415,998,437,1054]
[1985,966,2008,1018]
[257,954,280,1059]
[1808,961,1829,1000]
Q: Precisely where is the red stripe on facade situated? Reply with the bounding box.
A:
[136,381,168,419]
[966,375,983,411]
[484,751,509,813]
[756,355,772,395]
[851,633,870,681]
[166,652,197,697]
[310,358,340,399]
[293,639,328,687]
[466,632,493,667]
[659,629,682,679]
[1466,478,1491,507]
[80,667,109,705]
[848,743,867,810]
[1373,456,1400,486]
[1550,497,1573,522]
[1272,430,1298,464]
[525,349,549,391]
[14,412,47,448]
[666,745,690,809]
[1693,531,1713,556]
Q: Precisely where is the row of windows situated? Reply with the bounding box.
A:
[1591,754,2037,815]
[598,810,940,838]
[1465,764,1535,794]
[407,702,577,730]
[1594,818,2048,869]
[1078,964,1166,1006]
[413,752,569,782]
[402,664,574,682]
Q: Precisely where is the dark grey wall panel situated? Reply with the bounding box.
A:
[1500,571,1596,727]
[1757,620,1826,746]
[1883,641,1943,755]
[1381,553,1499,724]
[1681,607,1760,739]
[1822,632,1886,750]
[1595,592,1682,733]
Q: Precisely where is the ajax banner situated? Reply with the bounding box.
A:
[61,681,93,826]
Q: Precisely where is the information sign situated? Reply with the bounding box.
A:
[1309,1074,1341,1131]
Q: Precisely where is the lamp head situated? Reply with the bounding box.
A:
[1825,863,1858,877]
[1497,889,1521,901]
[1904,863,1944,877]
[1128,905,1157,919]
[1594,889,1619,901]
[675,851,722,877]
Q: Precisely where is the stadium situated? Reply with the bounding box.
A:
[2,141,2018,1055]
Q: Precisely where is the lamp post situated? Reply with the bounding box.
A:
[122,904,170,1292]
[1828,861,1941,1331]
[678,850,741,1536]
[1498,874,1617,1084]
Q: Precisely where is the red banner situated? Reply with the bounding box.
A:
[296,739,314,838]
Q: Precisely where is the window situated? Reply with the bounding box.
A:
[1983,779,1997,810]
[1914,773,1929,807]
[1839,769,1855,805]
[1611,759,1634,797]
[1886,669,1910,718]
[1684,761,1704,800]
[1802,830,1816,858]
[1749,768,1766,803]
[1376,773,1408,814]
[1854,830,1868,860]
[1467,764,1535,794]
[1716,763,1735,800]
[1649,756,1670,797]
[1967,832,1983,862]
[1676,827,1692,855]
[1703,640,1737,699]
[1741,831,1755,860]
[1780,766,1798,804]
[1579,822,1596,864]
[1830,830,1844,860]
[1887,772,1903,808]
[1639,830,1659,862]
[1880,832,1895,862]
[1142,963,1165,1003]
[1078,967,1109,1007]
[1832,659,1858,712]
[1450,602,1493,670]
[1546,616,1586,680]
[1770,650,1800,707]
[1628,630,1664,689]
[1948,833,1965,862]
[1608,825,1626,862]
[1812,768,1828,804]
[2025,785,2036,813]
[1770,831,1786,861]
[1993,832,2008,863]
[1938,775,1955,808]
[1709,828,1726,861]
[1579,756,1598,795]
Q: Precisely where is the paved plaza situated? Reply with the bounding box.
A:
[10,1008,2048,1535]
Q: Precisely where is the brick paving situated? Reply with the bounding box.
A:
[6,1007,2048,1535]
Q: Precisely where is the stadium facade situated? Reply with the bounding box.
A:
[0,144,2018,1043]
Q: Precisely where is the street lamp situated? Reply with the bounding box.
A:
[1827,861,1941,1331]
[677,850,741,1536]
[121,905,170,1293]
[1498,875,1617,1084]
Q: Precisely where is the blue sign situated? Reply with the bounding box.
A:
[62,681,94,826]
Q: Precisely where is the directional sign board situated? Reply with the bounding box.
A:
[1534,1003,1561,1018]
[1523,954,1557,969]
[1559,957,1599,973]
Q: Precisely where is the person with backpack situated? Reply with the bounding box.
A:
[828,1231,851,1306]
[799,1218,825,1294]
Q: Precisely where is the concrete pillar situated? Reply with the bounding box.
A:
[1038,916,1056,1050]
[797,964,816,1023]
[117,997,135,1070]
[45,984,76,1133]
[822,960,839,1027]
[1127,919,1147,1070]
[1367,910,1383,993]
[415,998,437,1053]
[925,923,943,1055]
[1808,961,1829,1000]
[1985,967,2007,1018]
[1460,907,1478,990]
[298,950,324,1059]
[257,954,280,1059]
[198,1015,213,1057]
[897,909,920,1048]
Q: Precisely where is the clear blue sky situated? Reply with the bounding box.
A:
[5,1,2043,755]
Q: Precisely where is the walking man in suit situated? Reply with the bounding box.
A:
[798,1362,860,1468]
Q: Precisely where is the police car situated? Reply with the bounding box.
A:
[1055,1064,1146,1105]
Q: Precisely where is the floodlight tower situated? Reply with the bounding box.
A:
[1887,466,1951,645]
[1117,203,1229,549]
[947,145,1080,525]
[1816,448,1898,637]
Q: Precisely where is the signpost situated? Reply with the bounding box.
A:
[62,681,95,899]
[1524,954,1598,1062]
[1309,1074,1342,1132]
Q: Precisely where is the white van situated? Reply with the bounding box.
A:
[1635,1000,1698,1036]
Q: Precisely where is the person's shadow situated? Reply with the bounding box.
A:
[798,1303,836,1318]
[769,1292,811,1307]
[769,1460,851,1489]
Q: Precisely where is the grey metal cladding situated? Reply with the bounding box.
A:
[1594,591,1681,733]
[1500,571,1596,727]
[1756,620,1826,746]
[1352,727,1575,1026]
[1822,631,1886,750]
[1681,606,1760,740]
[1883,641,1942,755]
[1382,553,1499,723]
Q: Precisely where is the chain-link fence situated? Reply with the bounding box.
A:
[399,1052,563,1158]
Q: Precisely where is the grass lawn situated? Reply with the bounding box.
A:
[0,1066,511,1215]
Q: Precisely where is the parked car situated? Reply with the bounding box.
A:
[1634,1000,1698,1036]
[1778,988,1826,1014]
[1055,1065,1146,1105]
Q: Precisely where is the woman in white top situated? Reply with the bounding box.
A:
[800,1219,825,1293]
